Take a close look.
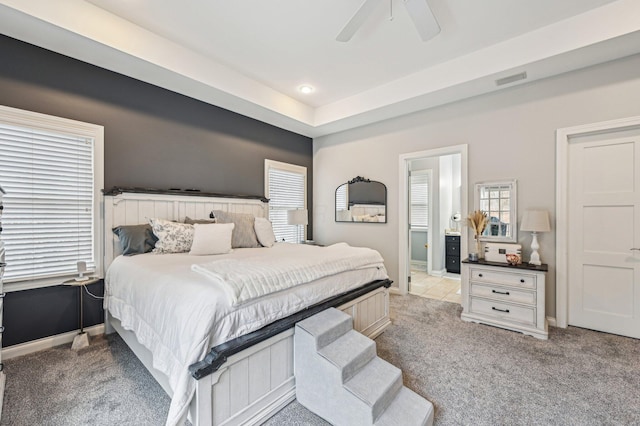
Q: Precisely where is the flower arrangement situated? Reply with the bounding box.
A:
[468,210,488,256]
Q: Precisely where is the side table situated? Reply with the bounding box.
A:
[63,277,100,350]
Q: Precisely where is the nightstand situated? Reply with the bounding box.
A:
[63,277,100,350]
[445,235,461,273]
[461,259,548,340]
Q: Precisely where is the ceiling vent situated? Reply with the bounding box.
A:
[495,72,527,86]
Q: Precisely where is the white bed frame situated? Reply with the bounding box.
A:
[102,191,391,426]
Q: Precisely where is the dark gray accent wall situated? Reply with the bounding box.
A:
[3,281,104,347]
[0,34,312,346]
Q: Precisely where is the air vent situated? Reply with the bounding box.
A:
[495,72,527,86]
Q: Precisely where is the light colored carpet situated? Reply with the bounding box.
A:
[1,334,172,426]
[3,295,640,425]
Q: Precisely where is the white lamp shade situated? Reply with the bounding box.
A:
[520,210,551,232]
[287,209,308,226]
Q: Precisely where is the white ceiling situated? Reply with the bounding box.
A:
[1,0,640,137]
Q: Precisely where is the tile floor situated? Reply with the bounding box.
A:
[409,269,462,304]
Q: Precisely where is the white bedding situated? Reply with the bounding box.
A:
[191,242,385,306]
[105,242,388,426]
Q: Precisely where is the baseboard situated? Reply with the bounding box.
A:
[389,287,402,295]
[2,324,105,360]
[546,316,557,327]
[430,269,446,277]
[410,260,427,270]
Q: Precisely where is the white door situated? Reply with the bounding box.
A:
[568,129,640,338]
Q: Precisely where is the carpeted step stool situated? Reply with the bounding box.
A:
[295,308,434,426]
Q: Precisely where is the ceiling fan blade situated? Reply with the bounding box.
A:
[403,0,440,42]
[336,0,380,42]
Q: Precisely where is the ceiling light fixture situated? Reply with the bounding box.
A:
[298,85,314,94]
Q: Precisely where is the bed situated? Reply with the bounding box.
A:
[102,189,392,426]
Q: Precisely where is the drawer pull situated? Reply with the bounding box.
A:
[520,279,525,283]
[478,273,483,277]
[492,289,510,295]
[492,307,510,313]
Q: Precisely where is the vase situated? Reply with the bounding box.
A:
[475,236,482,259]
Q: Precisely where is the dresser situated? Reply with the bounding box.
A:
[461,259,548,340]
[445,235,460,274]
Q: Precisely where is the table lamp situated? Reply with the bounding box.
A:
[520,210,551,266]
[287,209,308,243]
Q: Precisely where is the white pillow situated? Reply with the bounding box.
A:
[254,217,276,247]
[150,218,194,254]
[189,223,235,255]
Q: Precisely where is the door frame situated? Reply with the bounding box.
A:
[398,144,468,295]
[555,115,640,328]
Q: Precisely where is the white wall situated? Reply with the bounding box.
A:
[313,53,640,318]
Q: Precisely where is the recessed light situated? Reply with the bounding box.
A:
[298,85,314,94]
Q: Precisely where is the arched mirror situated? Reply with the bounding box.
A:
[335,176,387,223]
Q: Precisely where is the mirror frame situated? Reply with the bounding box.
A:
[335,176,387,223]
[474,179,517,243]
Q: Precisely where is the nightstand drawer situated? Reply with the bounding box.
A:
[470,269,536,289]
[470,283,535,305]
[445,236,460,256]
[469,297,536,326]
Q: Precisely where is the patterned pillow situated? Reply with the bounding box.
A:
[149,218,194,254]
[211,210,260,248]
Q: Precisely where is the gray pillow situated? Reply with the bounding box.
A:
[211,210,260,248]
[184,216,216,225]
[112,224,158,256]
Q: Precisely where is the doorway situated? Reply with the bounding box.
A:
[557,117,640,338]
[398,145,468,298]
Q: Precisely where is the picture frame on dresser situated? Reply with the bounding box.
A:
[460,258,548,340]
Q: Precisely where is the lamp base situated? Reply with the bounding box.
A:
[528,232,542,266]
[71,332,90,351]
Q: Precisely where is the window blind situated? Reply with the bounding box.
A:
[266,163,306,243]
[410,172,429,228]
[0,123,95,282]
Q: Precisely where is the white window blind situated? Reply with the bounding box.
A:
[0,107,103,286]
[265,160,306,243]
[410,172,429,228]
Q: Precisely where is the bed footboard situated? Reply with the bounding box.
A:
[187,284,390,426]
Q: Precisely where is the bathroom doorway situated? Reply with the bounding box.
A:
[399,145,468,301]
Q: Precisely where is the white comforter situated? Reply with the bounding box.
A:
[105,243,388,426]
[191,242,384,306]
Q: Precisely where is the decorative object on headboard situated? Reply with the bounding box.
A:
[335,177,387,223]
[103,187,269,203]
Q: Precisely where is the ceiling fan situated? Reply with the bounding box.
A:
[336,0,440,42]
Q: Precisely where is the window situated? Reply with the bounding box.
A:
[264,159,307,243]
[0,106,104,289]
[410,170,430,228]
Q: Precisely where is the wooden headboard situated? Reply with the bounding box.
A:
[102,189,269,276]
